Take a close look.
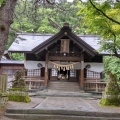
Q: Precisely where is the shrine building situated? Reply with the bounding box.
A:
[8,23,107,90]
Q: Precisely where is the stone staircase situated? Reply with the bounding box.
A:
[48,81,80,92]
[5,109,120,120]
[34,81,93,98]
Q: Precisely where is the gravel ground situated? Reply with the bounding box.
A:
[0,96,120,120]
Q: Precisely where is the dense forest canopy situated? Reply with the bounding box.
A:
[6,0,86,49]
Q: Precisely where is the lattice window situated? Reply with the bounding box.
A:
[70,69,76,77]
[87,70,93,78]
[27,69,40,76]
[51,69,58,76]
[87,70,100,78]
[33,69,40,76]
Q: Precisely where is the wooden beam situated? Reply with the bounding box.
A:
[80,53,84,89]
[45,52,49,87]
[49,56,80,61]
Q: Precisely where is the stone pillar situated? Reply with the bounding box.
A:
[45,52,49,87]
[80,53,84,90]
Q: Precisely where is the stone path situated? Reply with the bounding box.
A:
[35,97,96,111]
[1,96,120,120]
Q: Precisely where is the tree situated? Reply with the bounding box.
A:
[0,0,17,59]
[6,0,85,51]
[0,0,85,61]
[11,0,83,33]
[78,0,120,106]
[78,0,120,56]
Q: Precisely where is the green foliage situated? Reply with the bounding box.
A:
[77,0,120,54]
[100,97,120,106]
[0,92,8,108]
[9,88,28,91]
[5,0,87,52]
[6,31,16,49]
[6,0,86,55]
[10,53,24,60]
[8,92,31,103]
[100,72,120,106]
[0,0,5,7]
[103,56,120,80]
[12,0,83,33]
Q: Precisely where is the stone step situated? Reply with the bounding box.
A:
[35,91,94,98]
[49,85,79,86]
[50,88,80,90]
[5,114,120,120]
[49,82,79,85]
[49,87,80,90]
[5,109,120,120]
[48,82,80,91]
[49,86,80,89]
[49,89,80,92]
[49,84,79,86]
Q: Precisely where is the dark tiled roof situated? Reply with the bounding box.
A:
[8,33,52,52]
[8,32,103,53]
[0,60,24,64]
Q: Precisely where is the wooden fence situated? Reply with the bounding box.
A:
[84,70,107,92]
[0,74,7,93]
[22,76,44,90]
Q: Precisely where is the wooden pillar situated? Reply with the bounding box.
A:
[45,52,49,87]
[80,53,84,90]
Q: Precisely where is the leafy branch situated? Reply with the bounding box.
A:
[89,0,120,25]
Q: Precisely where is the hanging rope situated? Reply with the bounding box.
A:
[50,61,79,71]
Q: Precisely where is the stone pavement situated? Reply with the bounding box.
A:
[35,97,96,111]
[1,96,120,120]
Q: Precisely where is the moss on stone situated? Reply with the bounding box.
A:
[8,93,31,103]
[8,87,31,103]
[100,71,120,106]
[8,70,31,103]
[100,97,120,106]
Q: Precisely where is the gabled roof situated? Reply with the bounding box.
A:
[8,23,103,56]
[32,24,97,57]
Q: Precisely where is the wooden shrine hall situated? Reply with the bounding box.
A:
[8,23,106,91]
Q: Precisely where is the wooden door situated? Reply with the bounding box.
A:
[41,67,45,78]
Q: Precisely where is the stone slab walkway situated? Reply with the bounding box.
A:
[35,97,96,111]
[1,96,120,120]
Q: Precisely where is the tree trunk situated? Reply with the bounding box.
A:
[0,0,17,59]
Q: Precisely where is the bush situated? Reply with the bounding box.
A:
[8,93,31,103]
[8,88,31,103]
[100,96,120,106]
